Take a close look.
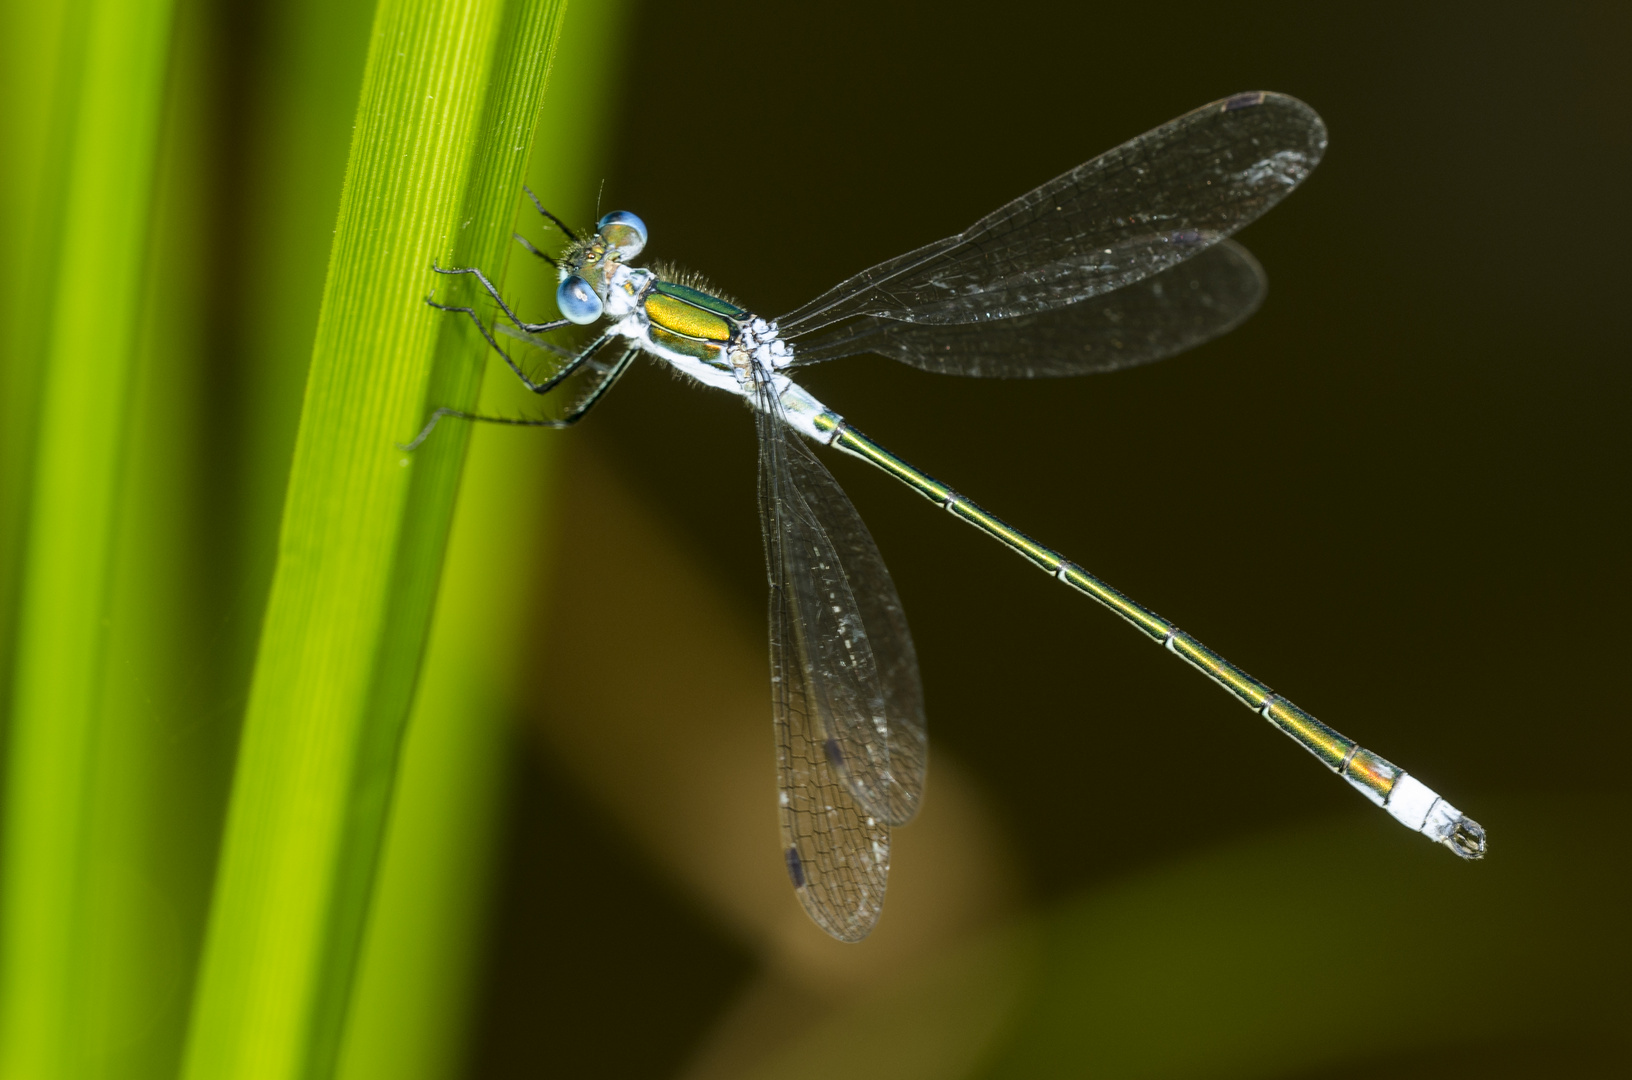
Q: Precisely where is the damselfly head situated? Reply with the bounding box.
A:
[555,211,650,323]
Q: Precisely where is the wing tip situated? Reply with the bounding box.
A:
[1219,90,1329,159]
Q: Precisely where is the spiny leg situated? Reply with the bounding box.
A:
[400,345,637,451]
[511,187,582,267]
[512,231,556,267]
[430,261,564,334]
[425,295,612,395]
[443,189,594,343]
[522,185,580,242]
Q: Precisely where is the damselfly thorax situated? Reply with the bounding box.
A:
[558,232,835,440]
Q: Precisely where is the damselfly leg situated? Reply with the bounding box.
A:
[431,262,566,335]
[403,293,629,450]
[399,344,635,450]
[521,185,582,243]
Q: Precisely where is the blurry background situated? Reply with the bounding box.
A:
[2,0,1628,1078]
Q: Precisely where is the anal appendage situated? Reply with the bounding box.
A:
[1385,773,1487,859]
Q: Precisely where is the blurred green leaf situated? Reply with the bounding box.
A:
[0,0,185,1076]
[0,0,78,734]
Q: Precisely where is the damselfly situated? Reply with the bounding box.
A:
[413,91,1485,942]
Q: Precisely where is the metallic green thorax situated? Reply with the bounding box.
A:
[643,279,747,362]
[652,279,746,319]
[825,418,1405,806]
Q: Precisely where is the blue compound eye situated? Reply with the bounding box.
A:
[596,210,648,259]
[555,274,603,324]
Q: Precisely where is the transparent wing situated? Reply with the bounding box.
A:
[758,385,928,825]
[776,92,1322,337]
[768,544,890,943]
[757,382,927,941]
[786,239,1265,376]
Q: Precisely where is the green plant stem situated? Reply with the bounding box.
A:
[178,0,566,1077]
[0,0,182,1074]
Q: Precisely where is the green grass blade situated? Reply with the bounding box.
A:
[178,0,567,1076]
[231,0,378,688]
[332,426,563,1080]
[0,0,183,1075]
[335,1,631,1075]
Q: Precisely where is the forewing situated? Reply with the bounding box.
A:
[787,239,1265,376]
[758,391,927,828]
[776,92,1322,335]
